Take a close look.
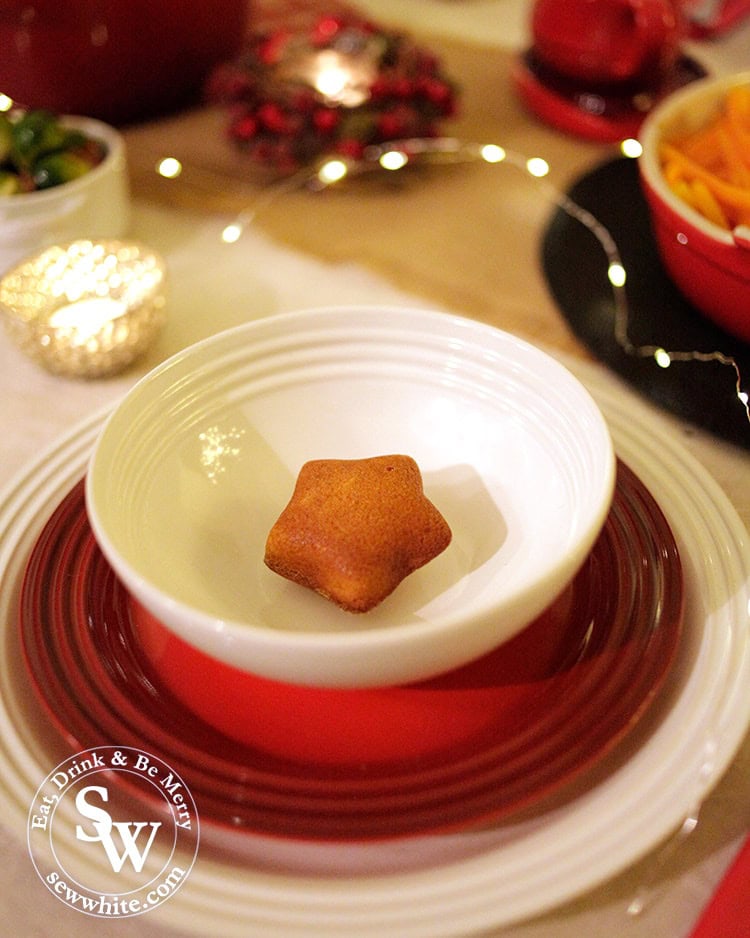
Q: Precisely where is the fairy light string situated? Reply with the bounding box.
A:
[190,135,750,427]
[541,174,750,425]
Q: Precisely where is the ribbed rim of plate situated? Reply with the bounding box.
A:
[0,354,748,937]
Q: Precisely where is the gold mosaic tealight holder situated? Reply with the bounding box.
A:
[0,239,166,378]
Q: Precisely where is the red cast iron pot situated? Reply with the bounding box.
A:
[0,0,248,124]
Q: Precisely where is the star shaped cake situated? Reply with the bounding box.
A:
[264,455,452,613]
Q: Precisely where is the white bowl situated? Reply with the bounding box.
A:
[0,115,130,275]
[86,306,615,688]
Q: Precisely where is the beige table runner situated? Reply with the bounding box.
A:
[123,37,616,359]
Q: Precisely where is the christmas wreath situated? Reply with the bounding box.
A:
[205,13,460,175]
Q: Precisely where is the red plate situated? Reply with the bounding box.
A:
[19,460,683,841]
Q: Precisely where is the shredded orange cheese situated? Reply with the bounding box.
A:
[659,85,750,229]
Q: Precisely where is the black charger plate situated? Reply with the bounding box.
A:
[541,156,750,450]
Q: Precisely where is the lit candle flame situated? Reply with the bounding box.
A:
[47,296,127,344]
[301,50,375,107]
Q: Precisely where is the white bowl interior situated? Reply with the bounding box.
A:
[87,307,615,687]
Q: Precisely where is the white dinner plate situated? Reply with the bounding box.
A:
[0,353,748,937]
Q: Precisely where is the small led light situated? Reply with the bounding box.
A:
[318,158,348,185]
[156,157,182,179]
[379,150,408,171]
[221,224,243,244]
[608,263,627,288]
[0,94,13,112]
[526,157,550,178]
[620,138,643,159]
[739,390,749,406]
[654,348,672,369]
[480,144,506,164]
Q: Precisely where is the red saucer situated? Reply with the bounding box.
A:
[512,50,706,142]
[19,461,683,841]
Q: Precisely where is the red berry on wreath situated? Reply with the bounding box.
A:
[369,76,391,101]
[257,102,291,134]
[258,30,291,66]
[391,77,414,99]
[419,78,452,107]
[291,89,317,114]
[335,138,365,160]
[230,114,258,141]
[312,108,340,134]
[377,104,418,139]
[311,15,343,46]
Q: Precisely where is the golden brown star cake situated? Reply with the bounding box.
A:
[264,455,452,613]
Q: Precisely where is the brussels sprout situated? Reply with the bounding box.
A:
[59,128,88,152]
[0,109,107,193]
[33,152,92,189]
[0,113,12,163]
[11,110,68,167]
[0,169,20,195]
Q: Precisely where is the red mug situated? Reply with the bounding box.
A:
[531,0,683,86]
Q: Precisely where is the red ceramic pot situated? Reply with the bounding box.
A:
[0,0,248,124]
[638,71,750,343]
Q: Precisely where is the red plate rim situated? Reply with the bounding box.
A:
[18,460,683,841]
